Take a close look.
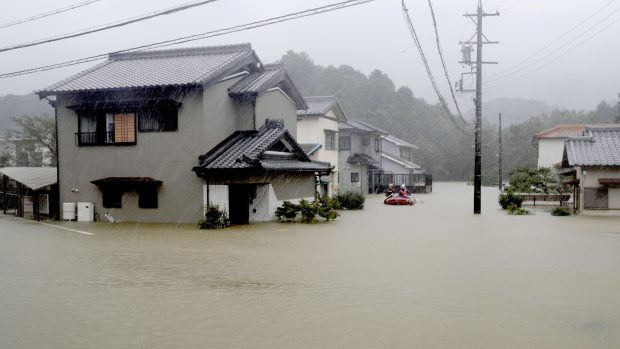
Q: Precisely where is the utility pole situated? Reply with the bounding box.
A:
[498,112,502,191]
[460,1,498,214]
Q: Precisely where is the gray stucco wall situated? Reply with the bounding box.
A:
[56,77,253,224]
[255,89,298,138]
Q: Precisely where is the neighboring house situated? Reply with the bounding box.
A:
[36,43,325,224]
[338,120,386,194]
[562,126,620,216]
[296,96,347,196]
[534,125,586,168]
[0,167,57,220]
[381,134,421,175]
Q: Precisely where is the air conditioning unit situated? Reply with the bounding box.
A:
[62,202,76,221]
[77,202,95,222]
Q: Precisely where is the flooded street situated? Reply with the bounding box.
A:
[1,182,620,348]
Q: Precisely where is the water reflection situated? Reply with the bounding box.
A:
[1,183,619,348]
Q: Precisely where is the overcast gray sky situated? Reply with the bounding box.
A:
[1,0,619,111]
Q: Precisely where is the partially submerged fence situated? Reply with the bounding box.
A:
[369,173,433,194]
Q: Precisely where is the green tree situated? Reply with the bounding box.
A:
[3,114,56,167]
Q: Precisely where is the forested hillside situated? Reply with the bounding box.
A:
[0,94,53,136]
[281,51,620,181]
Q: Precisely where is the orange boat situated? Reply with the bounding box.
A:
[384,196,416,206]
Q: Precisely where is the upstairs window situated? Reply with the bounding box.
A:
[339,136,351,150]
[362,137,370,146]
[138,108,178,132]
[325,130,336,150]
[73,100,180,146]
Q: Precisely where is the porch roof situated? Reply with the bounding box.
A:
[0,167,57,191]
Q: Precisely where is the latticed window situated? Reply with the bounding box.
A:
[584,188,608,209]
[325,131,336,150]
[339,136,351,150]
[351,172,360,183]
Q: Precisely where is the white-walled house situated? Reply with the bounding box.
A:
[562,126,620,216]
[381,134,421,174]
[297,96,347,196]
[534,125,588,169]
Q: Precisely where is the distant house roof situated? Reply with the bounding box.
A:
[228,63,307,109]
[382,134,417,149]
[381,153,421,171]
[297,96,347,122]
[339,120,388,135]
[299,143,322,156]
[0,167,56,190]
[194,119,332,175]
[347,153,378,166]
[37,44,260,97]
[563,126,620,167]
[535,125,586,140]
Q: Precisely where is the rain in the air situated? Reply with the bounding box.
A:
[1,0,620,347]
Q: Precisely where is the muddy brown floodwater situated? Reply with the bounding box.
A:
[1,182,620,348]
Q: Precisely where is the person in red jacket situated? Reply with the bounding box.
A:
[398,184,412,198]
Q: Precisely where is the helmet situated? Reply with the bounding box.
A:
[400,184,406,189]
[388,183,394,188]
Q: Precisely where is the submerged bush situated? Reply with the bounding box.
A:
[198,205,230,229]
[551,206,571,216]
[507,204,529,215]
[275,198,339,223]
[499,189,523,209]
[335,191,365,210]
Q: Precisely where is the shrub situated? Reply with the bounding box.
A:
[198,205,229,229]
[499,190,523,209]
[551,206,571,216]
[275,198,339,223]
[335,191,365,210]
[507,204,529,215]
[298,199,318,224]
[275,201,300,222]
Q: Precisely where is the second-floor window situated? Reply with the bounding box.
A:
[75,102,179,146]
[325,130,336,150]
[77,112,136,146]
[400,148,412,161]
[339,136,351,150]
[362,137,370,146]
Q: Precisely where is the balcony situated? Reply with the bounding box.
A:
[75,132,135,146]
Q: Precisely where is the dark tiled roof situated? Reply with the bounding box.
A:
[339,120,388,135]
[564,127,620,166]
[299,143,322,156]
[38,44,259,96]
[228,64,307,109]
[347,153,378,166]
[195,119,332,173]
[298,96,337,116]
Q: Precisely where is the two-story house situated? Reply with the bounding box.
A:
[380,134,421,175]
[562,125,620,216]
[338,120,386,194]
[37,44,330,224]
[296,96,347,196]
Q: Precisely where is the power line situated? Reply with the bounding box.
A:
[0,0,376,79]
[485,0,618,81]
[485,13,620,89]
[0,0,221,53]
[427,0,468,125]
[401,0,471,136]
[0,0,102,30]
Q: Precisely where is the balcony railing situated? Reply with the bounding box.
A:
[75,132,134,146]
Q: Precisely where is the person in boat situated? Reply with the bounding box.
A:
[398,184,412,198]
[385,183,396,197]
